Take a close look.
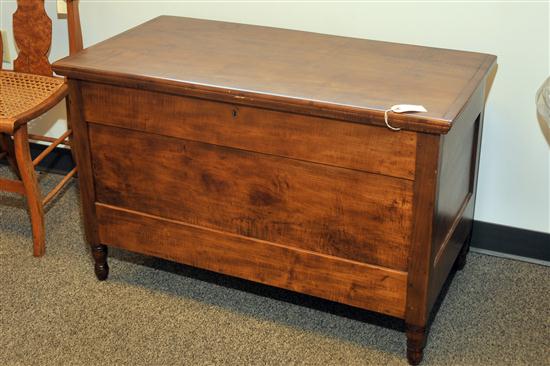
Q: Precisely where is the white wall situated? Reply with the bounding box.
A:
[1,0,549,234]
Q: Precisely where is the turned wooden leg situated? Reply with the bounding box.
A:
[406,324,426,365]
[92,244,109,281]
[455,231,472,271]
[13,127,46,257]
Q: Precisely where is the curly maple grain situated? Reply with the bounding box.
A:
[13,0,53,76]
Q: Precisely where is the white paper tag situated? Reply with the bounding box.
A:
[384,104,428,131]
[390,104,427,114]
[57,0,67,15]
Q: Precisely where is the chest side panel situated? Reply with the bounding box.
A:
[428,85,484,310]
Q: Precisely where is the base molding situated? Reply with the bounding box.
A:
[471,248,549,267]
[471,221,549,265]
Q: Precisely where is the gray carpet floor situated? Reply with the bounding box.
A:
[1,166,549,366]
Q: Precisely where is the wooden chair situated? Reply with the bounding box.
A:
[0,0,82,256]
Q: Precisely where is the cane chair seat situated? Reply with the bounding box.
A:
[0,71,67,133]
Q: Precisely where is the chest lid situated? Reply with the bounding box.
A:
[53,16,496,134]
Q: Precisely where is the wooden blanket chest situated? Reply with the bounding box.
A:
[53,16,496,365]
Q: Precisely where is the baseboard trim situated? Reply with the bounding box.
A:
[470,247,549,267]
[3,144,549,264]
[471,220,550,264]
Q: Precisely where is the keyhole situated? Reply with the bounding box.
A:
[232,109,238,118]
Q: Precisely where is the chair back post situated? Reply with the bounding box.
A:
[0,33,3,71]
[66,0,83,55]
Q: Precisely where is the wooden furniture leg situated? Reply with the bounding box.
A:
[455,230,472,271]
[406,324,427,365]
[1,133,20,178]
[13,126,45,257]
[92,244,109,281]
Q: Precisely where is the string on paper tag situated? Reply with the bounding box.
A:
[384,104,427,131]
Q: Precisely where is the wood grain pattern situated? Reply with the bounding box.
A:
[0,0,82,257]
[428,85,486,311]
[96,203,408,318]
[13,125,45,256]
[404,132,440,363]
[51,16,496,364]
[52,16,497,133]
[89,124,414,271]
[13,0,53,76]
[431,85,483,261]
[67,80,100,249]
[429,205,472,311]
[82,82,417,180]
[69,79,108,280]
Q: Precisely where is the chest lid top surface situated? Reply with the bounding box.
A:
[53,16,495,133]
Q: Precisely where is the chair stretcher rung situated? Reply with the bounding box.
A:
[43,166,77,205]
[33,129,72,167]
[0,177,25,195]
[29,134,71,146]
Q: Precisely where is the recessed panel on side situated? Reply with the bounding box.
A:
[429,84,484,310]
[432,112,480,261]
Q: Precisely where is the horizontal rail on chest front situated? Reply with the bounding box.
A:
[81,82,418,181]
[96,202,408,318]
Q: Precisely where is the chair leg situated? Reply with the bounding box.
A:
[1,133,21,178]
[13,126,46,257]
